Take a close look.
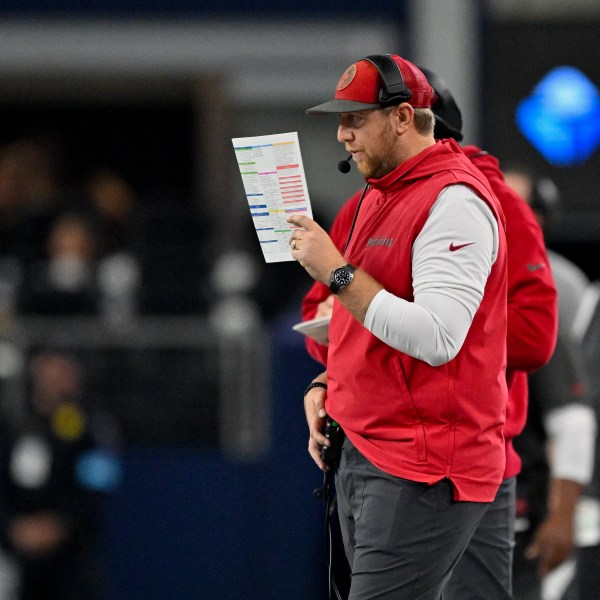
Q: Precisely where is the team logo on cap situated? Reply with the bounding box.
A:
[337,64,357,91]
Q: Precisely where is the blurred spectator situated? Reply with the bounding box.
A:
[0,137,77,320]
[81,168,142,323]
[505,168,597,600]
[514,333,594,600]
[0,138,71,266]
[504,169,589,327]
[0,145,25,259]
[17,211,140,323]
[576,281,600,600]
[0,350,122,600]
[0,136,216,320]
[83,167,139,256]
[17,213,100,316]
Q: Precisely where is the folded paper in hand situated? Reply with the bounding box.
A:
[292,316,331,345]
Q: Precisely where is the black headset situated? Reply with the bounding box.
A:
[363,54,413,106]
[417,66,464,141]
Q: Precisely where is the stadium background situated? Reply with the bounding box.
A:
[0,1,598,598]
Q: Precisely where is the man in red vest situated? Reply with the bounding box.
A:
[300,64,559,600]
[288,53,509,599]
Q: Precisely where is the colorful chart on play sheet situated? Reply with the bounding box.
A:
[232,132,313,263]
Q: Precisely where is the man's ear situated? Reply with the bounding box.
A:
[393,103,414,133]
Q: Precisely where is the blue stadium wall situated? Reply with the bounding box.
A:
[100,311,329,600]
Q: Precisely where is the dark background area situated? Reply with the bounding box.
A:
[0,0,409,17]
[483,19,600,280]
[0,101,195,202]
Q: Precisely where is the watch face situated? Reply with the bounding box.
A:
[330,264,355,293]
[334,268,353,286]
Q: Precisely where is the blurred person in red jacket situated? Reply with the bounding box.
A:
[504,168,596,600]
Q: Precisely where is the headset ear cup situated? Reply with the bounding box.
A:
[364,54,412,106]
[417,66,463,141]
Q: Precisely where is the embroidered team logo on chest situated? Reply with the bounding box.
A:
[367,237,394,248]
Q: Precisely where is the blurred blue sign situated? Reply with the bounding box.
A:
[516,66,600,166]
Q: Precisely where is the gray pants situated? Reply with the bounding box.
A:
[442,477,516,600]
[335,438,490,600]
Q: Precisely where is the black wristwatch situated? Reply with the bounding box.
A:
[329,264,356,294]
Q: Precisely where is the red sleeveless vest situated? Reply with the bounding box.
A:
[326,140,508,502]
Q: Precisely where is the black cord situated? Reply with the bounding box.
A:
[325,473,343,600]
[328,521,344,600]
[314,469,344,600]
[342,183,370,255]
[317,185,368,597]
[314,421,347,598]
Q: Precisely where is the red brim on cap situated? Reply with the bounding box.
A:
[305,99,381,115]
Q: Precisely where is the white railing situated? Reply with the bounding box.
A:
[0,302,270,461]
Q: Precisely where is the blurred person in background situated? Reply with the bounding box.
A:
[503,170,590,329]
[83,166,140,257]
[504,169,597,600]
[0,141,142,323]
[300,66,558,600]
[0,143,26,259]
[0,350,122,600]
[16,210,140,324]
[0,138,71,267]
[514,333,594,600]
[576,275,600,600]
[421,69,560,600]
[82,168,142,324]
[0,137,71,320]
[17,212,100,316]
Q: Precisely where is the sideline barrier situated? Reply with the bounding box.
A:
[0,312,269,458]
[0,311,327,599]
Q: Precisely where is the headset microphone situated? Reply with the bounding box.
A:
[337,155,352,173]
